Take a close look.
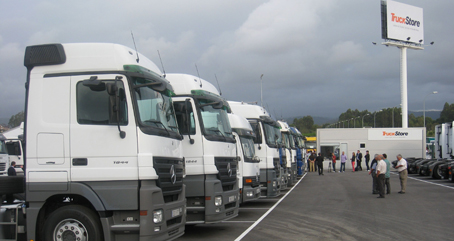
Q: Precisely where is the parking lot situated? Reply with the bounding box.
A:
[177,169,454,241]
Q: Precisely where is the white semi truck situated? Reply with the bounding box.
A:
[166,74,239,224]
[278,120,297,186]
[228,101,282,197]
[228,113,261,203]
[0,43,186,241]
[290,127,306,176]
[0,134,8,176]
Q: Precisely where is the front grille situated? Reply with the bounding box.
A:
[226,210,234,216]
[214,157,238,191]
[0,163,5,172]
[273,158,280,177]
[225,202,236,209]
[167,216,182,227]
[153,157,184,203]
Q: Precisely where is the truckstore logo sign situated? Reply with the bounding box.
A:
[368,129,422,141]
[382,131,409,137]
[391,13,421,27]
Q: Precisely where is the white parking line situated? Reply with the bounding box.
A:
[234,172,307,241]
[222,221,256,223]
[239,208,270,210]
[391,172,454,190]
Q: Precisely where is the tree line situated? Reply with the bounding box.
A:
[5,102,454,137]
[291,102,454,137]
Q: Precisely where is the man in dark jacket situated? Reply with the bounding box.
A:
[365,150,370,171]
[368,154,378,194]
[316,153,324,176]
[8,161,17,176]
[356,150,363,171]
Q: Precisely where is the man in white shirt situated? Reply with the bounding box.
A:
[375,155,387,198]
[394,154,407,194]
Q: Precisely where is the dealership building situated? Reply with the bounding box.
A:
[316,128,426,170]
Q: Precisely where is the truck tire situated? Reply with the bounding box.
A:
[0,176,25,195]
[43,205,103,241]
[432,165,441,179]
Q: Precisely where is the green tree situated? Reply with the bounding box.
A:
[438,102,454,123]
[8,111,24,128]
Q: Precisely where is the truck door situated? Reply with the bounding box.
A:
[70,74,138,182]
[173,98,204,173]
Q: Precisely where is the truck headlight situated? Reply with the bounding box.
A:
[273,181,277,187]
[214,196,223,206]
[153,209,163,223]
[246,191,254,197]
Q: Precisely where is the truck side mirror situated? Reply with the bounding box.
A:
[83,76,105,91]
[185,99,194,144]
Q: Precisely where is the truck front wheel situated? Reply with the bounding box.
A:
[43,205,103,241]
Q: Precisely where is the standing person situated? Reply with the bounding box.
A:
[365,150,370,171]
[376,155,387,198]
[316,153,324,175]
[306,151,312,172]
[356,150,363,171]
[332,152,337,173]
[351,152,356,172]
[340,151,347,173]
[309,152,316,172]
[368,154,379,194]
[394,154,408,194]
[383,153,391,194]
[8,161,17,176]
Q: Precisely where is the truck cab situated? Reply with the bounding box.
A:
[228,113,261,203]
[290,127,306,176]
[278,120,297,186]
[3,43,187,241]
[0,134,8,176]
[228,101,282,197]
[166,73,239,224]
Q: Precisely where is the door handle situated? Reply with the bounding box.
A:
[73,158,88,166]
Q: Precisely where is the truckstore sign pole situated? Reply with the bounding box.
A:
[380,0,424,128]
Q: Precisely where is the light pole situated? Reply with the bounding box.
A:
[423,91,438,128]
[392,106,397,128]
[362,114,370,128]
[260,74,264,107]
[374,110,382,128]
[354,116,360,128]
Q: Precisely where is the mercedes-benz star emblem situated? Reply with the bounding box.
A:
[227,163,232,177]
[170,165,177,185]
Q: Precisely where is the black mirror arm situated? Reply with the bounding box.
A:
[114,76,126,139]
[185,99,194,144]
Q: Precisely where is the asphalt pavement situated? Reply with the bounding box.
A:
[177,168,454,241]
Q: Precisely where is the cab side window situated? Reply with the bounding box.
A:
[173,101,196,135]
[76,81,128,125]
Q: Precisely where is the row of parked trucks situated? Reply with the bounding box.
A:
[0,43,307,241]
[393,122,454,182]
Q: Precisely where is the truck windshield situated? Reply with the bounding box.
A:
[132,77,179,135]
[197,99,233,141]
[240,136,255,162]
[0,140,7,154]
[263,123,281,148]
[281,132,290,149]
[288,134,296,149]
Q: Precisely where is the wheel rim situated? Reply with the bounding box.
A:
[53,218,88,241]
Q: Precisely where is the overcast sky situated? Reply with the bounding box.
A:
[1,0,453,122]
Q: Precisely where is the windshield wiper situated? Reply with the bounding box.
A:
[206,128,226,141]
[144,120,170,136]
